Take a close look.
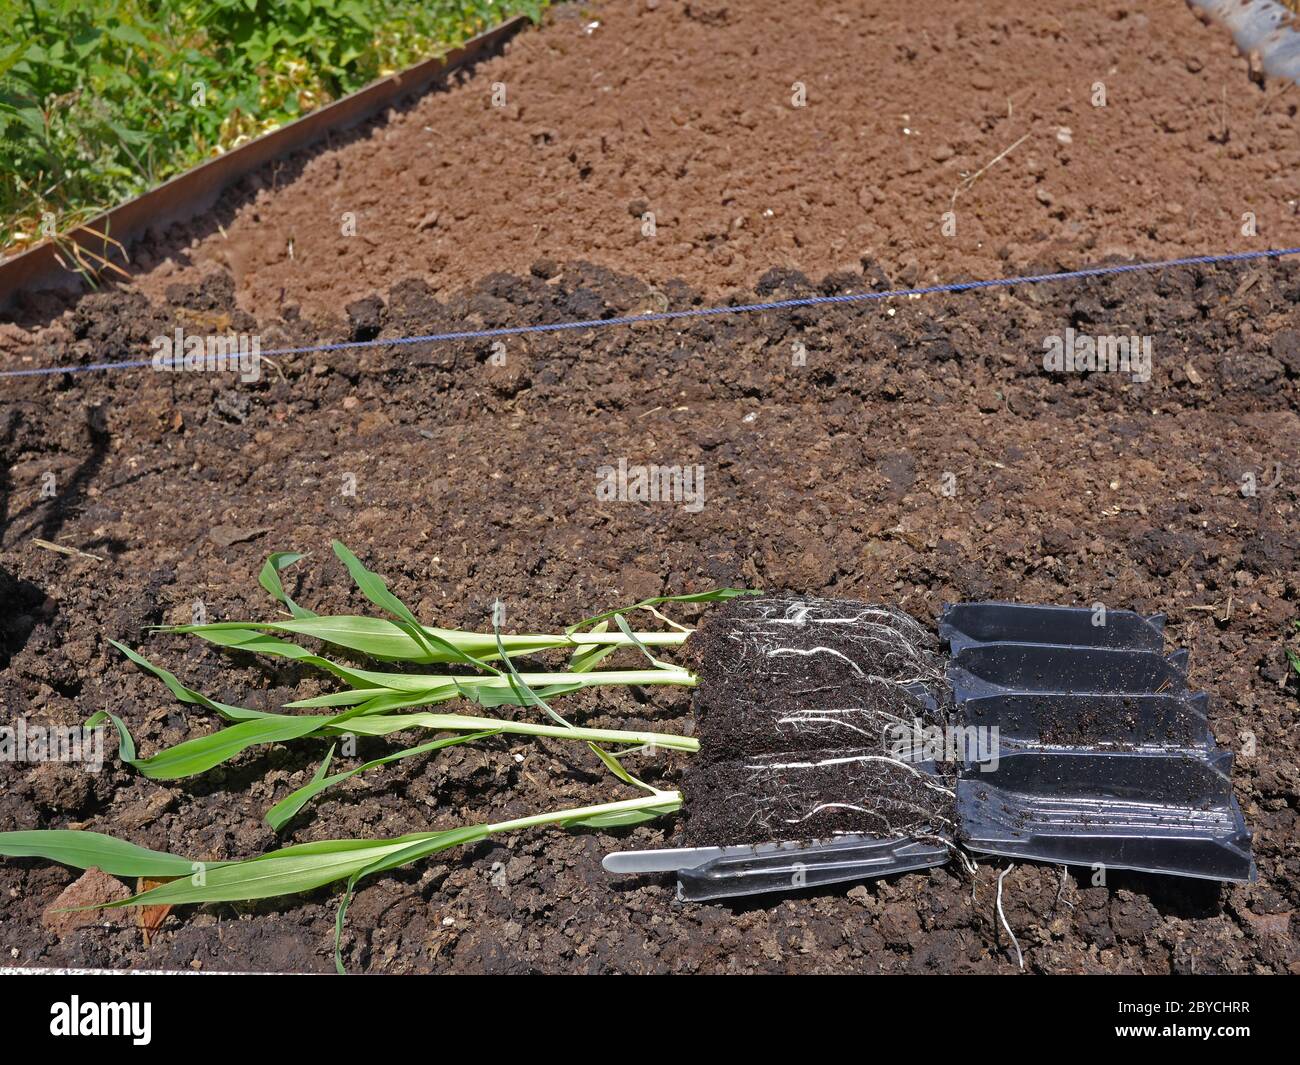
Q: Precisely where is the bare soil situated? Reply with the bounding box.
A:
[6,0,1300,330]
[0,0,1297,974]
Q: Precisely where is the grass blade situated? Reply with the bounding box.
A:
[259,552,317,619]
[89,709,328,780]
[0,830,206,878]
[110,641,266,722]
[265,731,497,831]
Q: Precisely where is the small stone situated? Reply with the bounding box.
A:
[42,869,131,937]
[208,524,269,548]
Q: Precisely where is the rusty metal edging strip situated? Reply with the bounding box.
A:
[0,15,528,311]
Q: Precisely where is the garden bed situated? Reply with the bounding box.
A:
[0,0,1297,974]
[1,250,1296,973]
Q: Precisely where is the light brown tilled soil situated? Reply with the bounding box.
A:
[6,0,1298,330]
[0,0,1297,974]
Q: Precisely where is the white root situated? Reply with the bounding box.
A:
[747,753,956,797]
[766,645,866,675]
[776,707,914,743]
[716,596,945,690]
[740,751,956,842]
[949,844,979,878]
[996,867,1025,972]
[696,594,960,846]
[784,801,955,828]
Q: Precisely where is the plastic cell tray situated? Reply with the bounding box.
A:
[606,600,1254,901]
[942,602,1254,882]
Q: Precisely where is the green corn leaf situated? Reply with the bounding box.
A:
[178,625,488,697]
[566,587,761,634]
[350,826,492,880]
[163,617,566,664]
[331,541,500,674]
[285,687,459,712]
[2,796,684,973]
[96,826,497,910]
[331,539,430,624]
[459,680,584,708]
[283,688,394,709]
[612,612,678,670]
[335,872,361,975]
[258,552,317,618]
[96,838,436,907]
[0,830,207,879]
[89,709,328,780]
[265,731,498,831]
[183,626,380,689]
[569,620,617,673]
[110,640,266,721]
[492,607,570,728]
[331,712,698,751]
[492,607,646,790]
[563,799,682,828]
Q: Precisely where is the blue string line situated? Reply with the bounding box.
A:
[3,246,1298,380]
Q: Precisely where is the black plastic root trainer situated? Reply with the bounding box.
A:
[603,597,1254,901]
[943,601,1255,883]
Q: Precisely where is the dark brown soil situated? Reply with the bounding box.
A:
[982,692,1207,748]
[1,0,1298,975]
[681,594,949,763]
[680,593,954,846]
[1,250,1297,974]
[684,753,955,847]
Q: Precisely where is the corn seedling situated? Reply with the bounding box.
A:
[0,789,682,973]
[82,542,740,813]
[0,541,751,971]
